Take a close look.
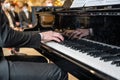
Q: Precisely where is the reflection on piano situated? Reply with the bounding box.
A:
[33,0,120,80]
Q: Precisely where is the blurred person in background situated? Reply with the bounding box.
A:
[2,0,25,55]
[19,3,33,29]
[9,3,22,31]
[9,3,26,55]
[42,0,53,6]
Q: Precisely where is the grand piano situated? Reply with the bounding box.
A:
[32,0,120,80]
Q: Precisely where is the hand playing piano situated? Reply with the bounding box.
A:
[63,29,90,39]
[63,29,75,37]
[40,31,64,43]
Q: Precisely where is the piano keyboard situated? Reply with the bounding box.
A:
[43,38,120,80]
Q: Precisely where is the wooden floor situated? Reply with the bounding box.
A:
[3,48,78,80]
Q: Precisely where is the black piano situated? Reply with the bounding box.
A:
[33,0,120,80]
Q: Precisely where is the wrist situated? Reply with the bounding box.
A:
[39,33,44,41]
[89,28,93,36]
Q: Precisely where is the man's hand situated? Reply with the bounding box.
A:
[70,29,90,39]
[28,24,33,28]
[63,29,90,39]
[40,31,64,42]
[16,22,20,26]
[63,30,75,37]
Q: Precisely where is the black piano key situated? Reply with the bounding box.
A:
[103,48,120,55]
[79,47,95,52]
[71,45,86,50]
[111,61,120,66]
[100,55,120,62]
[93,52,111,58]
[87,50,102,55]
[94,45,108,50]
[87,51,109,58]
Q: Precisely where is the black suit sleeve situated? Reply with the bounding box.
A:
[0,10,41,48]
